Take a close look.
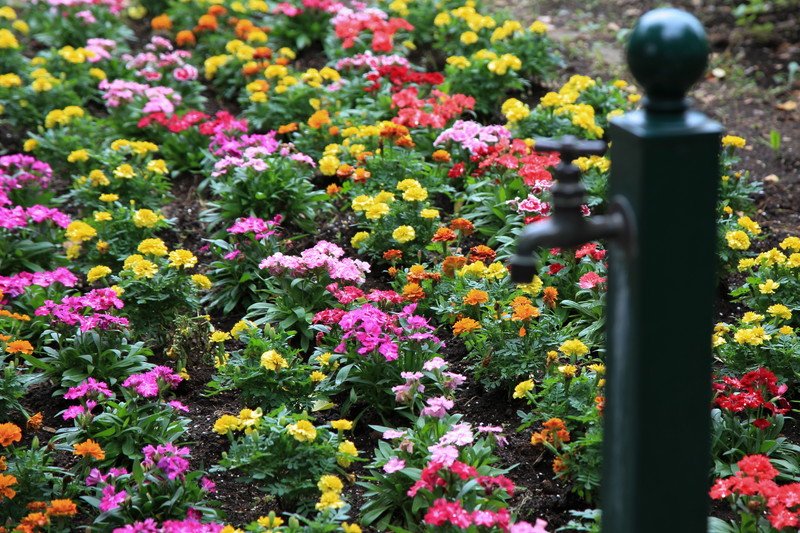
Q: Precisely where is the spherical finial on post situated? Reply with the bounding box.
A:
[626,8,709,112]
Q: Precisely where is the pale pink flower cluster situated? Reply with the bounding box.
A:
[85,38,116,62]
[260,241,370,284]
[0,154,53,203]
[335,51,411,72]
[434,120,512,155]
[0,267,78,297]
[35,288,128,331]
[506,194,551,217]
[99,79,182,114]
[123,37,197,83]
[226,214,282,240]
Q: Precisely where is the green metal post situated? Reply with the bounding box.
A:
[603,8,723,533]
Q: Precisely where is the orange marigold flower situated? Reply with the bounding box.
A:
[0,424,22,447]
[552,457,567,474]
[196,14,218,31]
[453,317,481,335]
[176,30,196,47]
[26,501,47,511]
[151,14,172,31]
[242,63,261,76]
[469,245,496,264]
[46,499,77,517]
[383,249,403,261]
[380,122,409,138]
[254,47,272,59]
[0,310,30,321]
[432,227,457,243]
[19,513,48,528]
[5,340,33,355]
[235,19,255,38]
[275,57,291,66]
[326,183,341,195]
[0,473,17,500]
[595,395,605,413]
[308,110,331,129]
[26,412,43,431]
[463,289,489,306]
[512,303,540,321]
[449,218,475,235]
[278,122,298,135]
[0,334,9,342]
[442,255,467,277]
[432,149,451,163]
[73,439,105,460]
[335,164,354,178]
[542,286,558,308]
[519,327,526,337]
[510,296,532,308]
[402,283,425,302]
[328,126,340,136]
[530,418,570,448]
[387,267,398,278]
[395,135,415,148]
[0,456,5,471]
[353,168,371,183]
[207,5,227,16]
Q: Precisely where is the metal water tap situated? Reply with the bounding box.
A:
[509,135,632,283]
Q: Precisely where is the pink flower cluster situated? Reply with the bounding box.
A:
[85,468,129,511]
[0,154,53,201]
[0,205,71,231]
[333,303,439,361]
[62,377,114,420]
[114,519,225,533]
[85,38,116,62]
[226,215,282,240]
[122,366,183,398]
[391,89,474,129]
[35,287,129,331]
[434,121,512,154]
[336,52,411,73]
[0,267,77,298]
[99,79,183,114]
[142,443,191,480]
[123,36,198,83]
[424,498,549,532]
[332,6,413,53]
[273,0,343,16]
[260,241,371,284]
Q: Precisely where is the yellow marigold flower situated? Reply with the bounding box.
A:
[420,208,440,219]
[319,155,339,176]
[96,240,110,253]
[257,515,284,528]
[559,339,589,357]
[351,195,373,212]
[759,279,780,294]
[758,249,787,266]
[310,370,326,382]
[238,408,263,433]
[67,150,89,163]
[146,159,168,175]
[518,275,543,296]
[446,55,471,69]
[434,12,451,26]
[588,363,606,375]
[93,211,112,222]
[342,523,362,533]
[742,312,764,323]
[501,98,530,122]
[460,31,479,45]
[374,191,395,203]
[89,68,106,80]
[65,221,97,242]
[767,304,792,321]
[402,186,428,202]
[365,202,390,220]
[287,420,317,442]
[133,209,160,228]
[350,231,370,249]
[168,249,197,269]
[331,419,353,431]
[558,364,578,378]
[779,236,800,252]
[734,327,770,345]
[513,379,534,399]
[396,178,421,191]
[23,138,37,151]
[779,326,794,335]
[131,259,158,279]
[316,491,344,510]
[337,440,358,467]
[114,164,136,179]
[317,352,332,366]
[87,266,112,283]
[260,350,288,371]
[737,216,761,235]
[213,415,242,434]
[318,475,344,494]
[138,238,168,256]
[0,7,16,19]
[737,258,757,272]
[722,135,746,148]
[392,225,416,243]
[788,253,800,268]
[0,29,19,49]
[211,331,231,343]
[483,262,507,280]
[725,230,750,250]
[529,20,548,33]
[191,274,212,290]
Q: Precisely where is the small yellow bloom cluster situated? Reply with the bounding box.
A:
[286,419,317,442]
[318,144,340,176]
[513,379,534,399]
[573,155,610,174]
[559,339,590,357]
[58,45,96,63]
[213,407,263,435]
[722,135,746,149]
[457,260,507,280]
[111,139,159,156]
[351,190,395,220]
[123,254,159,279]
[132,209,162,228]
[204,54,231,79]
[44,106,84,128]
[396,178,428,202]
[316,475,345,510]
[501,98,530,123]
[337,439,358,467]
[260,349,289,371]
[392,225,416,243]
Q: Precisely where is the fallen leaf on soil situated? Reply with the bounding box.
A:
[776,101,797,111]
[763,174,780,183]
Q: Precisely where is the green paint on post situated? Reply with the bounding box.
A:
[603,8,723,533]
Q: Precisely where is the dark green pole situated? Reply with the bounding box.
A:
[603,8,723,533]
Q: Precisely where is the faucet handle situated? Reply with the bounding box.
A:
[534,135,607,169]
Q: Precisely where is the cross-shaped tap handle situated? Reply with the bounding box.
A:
[535,135,608,183]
